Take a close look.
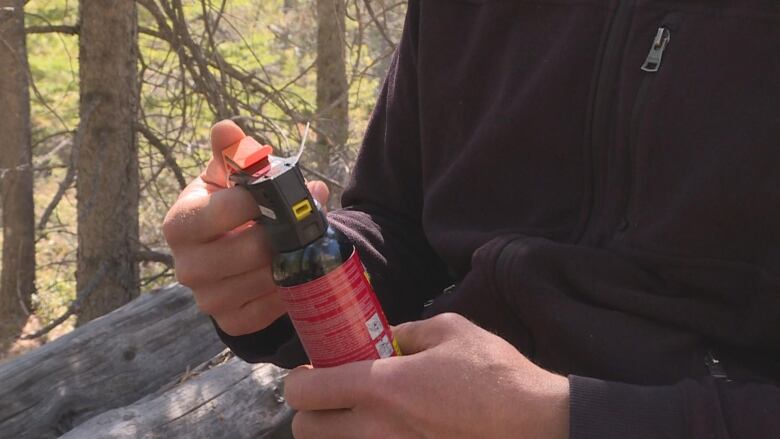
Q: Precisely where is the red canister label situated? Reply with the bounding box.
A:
[279,250,401,368]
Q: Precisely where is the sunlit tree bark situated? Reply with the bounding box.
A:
[315,0,349,175]
[0,0,35,319]
[76,0,139,324]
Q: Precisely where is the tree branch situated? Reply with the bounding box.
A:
[135,250,174,268]
[300,164,345,190]
[25,24,79,35]
[16,242,33,316]
[137,124,188,190]
[363,0,395,48]
[36,156,75,232]
[20,261,109,340]
[138,25,163,39]
[37,100,99,232]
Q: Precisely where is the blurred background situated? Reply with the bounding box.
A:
[0,0,407,360]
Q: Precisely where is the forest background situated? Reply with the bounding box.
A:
[0,0,406,360]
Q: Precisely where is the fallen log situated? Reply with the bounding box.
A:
[0,284,226,438]
[60,357,294,439]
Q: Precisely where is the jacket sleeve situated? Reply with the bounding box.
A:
[215,0,451,368]
[423,234,780,438]
[569,374,780,439]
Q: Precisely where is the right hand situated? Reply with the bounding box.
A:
[163,120,330,336]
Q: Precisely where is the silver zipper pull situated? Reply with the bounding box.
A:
[641,27,671,73]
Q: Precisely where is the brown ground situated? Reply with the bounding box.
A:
[0,314,71,364]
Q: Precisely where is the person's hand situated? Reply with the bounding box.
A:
[284,312,570,439]
[162,120,330,336]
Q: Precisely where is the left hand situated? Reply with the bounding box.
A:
[284,313,570,439]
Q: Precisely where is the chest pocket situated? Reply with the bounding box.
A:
[615,6,780,272]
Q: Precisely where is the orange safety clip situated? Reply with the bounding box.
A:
[222,136,273,178]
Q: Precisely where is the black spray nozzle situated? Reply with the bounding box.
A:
[230,155,327,253]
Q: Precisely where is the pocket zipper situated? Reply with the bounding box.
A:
[641,27,671,72]
[621,26,673,234]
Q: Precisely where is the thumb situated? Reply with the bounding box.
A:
[203,119,246,188]
[307,180,330,212]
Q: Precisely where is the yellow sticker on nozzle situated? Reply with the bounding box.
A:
[292,199,313,221]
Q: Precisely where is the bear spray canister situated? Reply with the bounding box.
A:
[223,136,401,368]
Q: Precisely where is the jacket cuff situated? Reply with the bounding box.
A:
[212,316,308,369]
[569,375,684,439]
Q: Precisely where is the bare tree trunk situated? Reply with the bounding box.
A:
[315,0,348,177]
[76,0,140,325]
[0,0,35,319]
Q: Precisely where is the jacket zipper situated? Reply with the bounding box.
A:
[641,27,671,73]
[577,0,635,244]
[622,25,673,231]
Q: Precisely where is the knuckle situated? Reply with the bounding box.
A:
[192,291,217,315]
[242,228,264,258]
[161,211,179,245]
[215,316,243,336]
[174,271,189,286]
[217,187,257,221]
[174,263,196,287]
[162,203,194,246]
[246,225,272,261]
[241,294,283,328]
[364,365,396,407]
[432,312,465,327]
[290,412,309,439]
[427,313,469,338]
[218,311,265,337]
[282,372,302,408]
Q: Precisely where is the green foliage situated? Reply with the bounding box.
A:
[17,0,405,328]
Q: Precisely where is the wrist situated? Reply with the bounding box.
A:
[513,371,569,439]
[543,374,570,439]
[500,367,570,439]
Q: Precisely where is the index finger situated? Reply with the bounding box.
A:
[163,179,259,246]
[284,361,378,411]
